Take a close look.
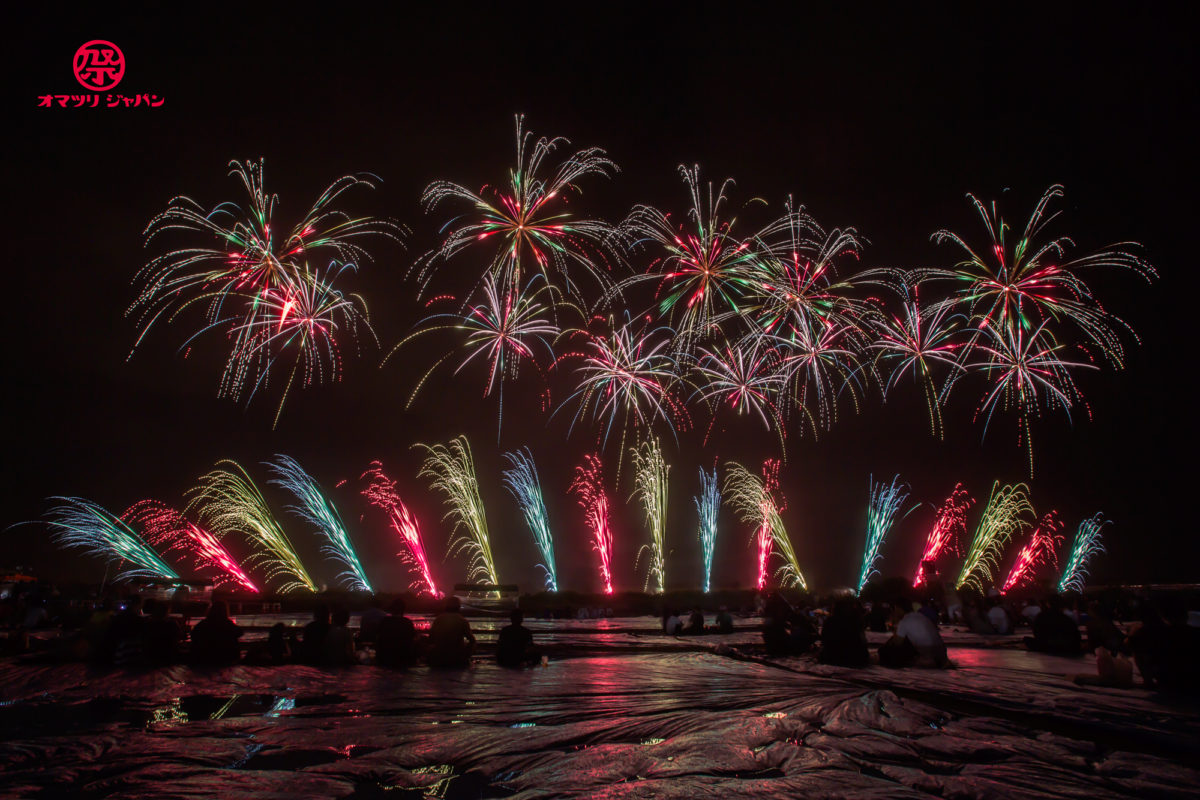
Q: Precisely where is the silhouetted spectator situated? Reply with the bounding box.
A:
[323,605,356,665]
[685,608,706,635]
[190,601,242,665]
[1085,603,1125,654]
[144,599,182,665]
[105,596,147,667]
[762,593,792,655]
[986,598,1012,635]
[267,623,290,663]
[1024,595,1082,655]
[427,596,474,668]
[819,599,869,667]
[376,598,418,668]
[715,606,734,634]
[301,604,331,664]
[359,595,388,645]
[497,608,538,667]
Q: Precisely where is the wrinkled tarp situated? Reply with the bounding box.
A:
[1,618,1197,798]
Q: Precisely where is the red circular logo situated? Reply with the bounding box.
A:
[73,40,125,91]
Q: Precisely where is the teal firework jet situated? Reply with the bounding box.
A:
[269,454,372,593]
[694,468,720,593]
[857,474,914,594]
[45,497,180,582]
[502,447,558,591]
[1058,513,1109,593]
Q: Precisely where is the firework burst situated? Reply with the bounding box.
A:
[186,460,317,594]
[694,467,720,593]
[1001,511,1064,594]
[131,159,396,424]
[914,484,973,587]
[360,461,439,596]
[1058,513,1109,593]
[630,437,669,593]
[857,474,914,594]
[122,500,258,592]
[388,274,565,435]
[416,114,620,302]
[558,314,689,455]
[932,185,1155,367]
[44,497,180,583]
[570,454,615,594]
[268,454,372,593]
[502,448,558,591]
[956,482,1034,593]
[415,437,499,588]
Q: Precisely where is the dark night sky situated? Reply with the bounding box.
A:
[6,4,1196,592]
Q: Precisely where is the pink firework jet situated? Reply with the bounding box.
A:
[914,484,973,587]
[122,500,259,592]
[1001,511,1064,594]
[756,460,783,590]
[360,461,440,597]
[570,454,615,594]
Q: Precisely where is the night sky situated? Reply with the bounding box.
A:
[7,5,1196,592]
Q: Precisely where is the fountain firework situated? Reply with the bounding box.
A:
[502,448,558,591]
[570,454,615,594]
[360,461,440,596]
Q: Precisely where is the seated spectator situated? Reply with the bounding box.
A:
[964,601,996,635]
[190,601,242,665]
[300,604,331,664]
[358,595,388,645]
[376,598,418,668]
[762,594,792,656]
[496,608,539,667]
[893,603,948,666]
[819,599,869,667]
[1021,599,1042,625]
[986,598,1012,635]
[144,599,182,665]
[1085,603,1125,654]
[714,606,734,634]
[323,605,357,665]
[427,596,475,668]
[267,623,290,663]
[664,610,684,635]
[105,596,148,667]
[684,608,706,635]
[1024,595,1082,655]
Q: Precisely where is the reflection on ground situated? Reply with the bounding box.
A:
[1,617,1197,798]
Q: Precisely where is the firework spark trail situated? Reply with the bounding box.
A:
[694,467,720,593]
[914,484,973,587]
[570,454,614,594]
[502,448,558,591]
[268,455,372,593]
[1001,511,1064,594]
[45,497,180,582]
[122,500,258,592]
[415,437,499,588]
[1058,513,1109,593]
[186,460,317,594]
[724,460,806,590]
[360,461,439,596]
[857,474,914,594]
[956,482,1035,593]
[631,437,669,593]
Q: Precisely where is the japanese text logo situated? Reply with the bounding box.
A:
[73,41,125,91]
